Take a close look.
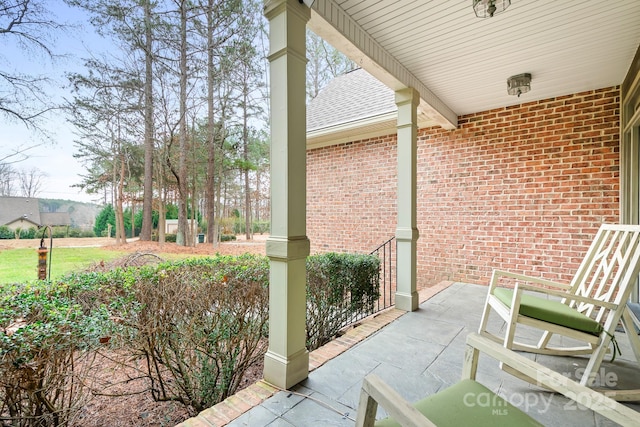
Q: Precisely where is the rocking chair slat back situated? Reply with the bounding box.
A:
[570,225,640,324]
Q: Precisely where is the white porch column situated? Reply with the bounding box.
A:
[395,88,420,312]
[263,0,310,389]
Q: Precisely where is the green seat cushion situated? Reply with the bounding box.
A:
[493,288,603,336]
[375,379,542,427]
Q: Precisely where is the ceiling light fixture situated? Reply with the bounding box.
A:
[507,73,532,97]
[473,0,511,18]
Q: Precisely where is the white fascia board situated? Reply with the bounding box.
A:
[306,112,438,150]
[307,112,396,149]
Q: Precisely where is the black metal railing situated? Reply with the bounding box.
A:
[339,237,398,326]
[330,237,397,328]
[335,237,398,327]
[307,237,396,349]
[369,236,396,313]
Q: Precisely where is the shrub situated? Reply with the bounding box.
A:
[0,226,13,239]
[0,252,380,422]
[62,269,139,316]
[220,234,236,242]
[51,226,68,238]
[128,255,269,413]
[306,253,380,350]
[164,233,177,243]
[0,281,106,426]
[231,219,270,235]
[252,221,270,235]
[19,227,37,239]
[219,217,235,235]
[65,257,270,414]
[94,205,115,238]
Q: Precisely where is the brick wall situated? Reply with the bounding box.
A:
[307,87,620,288]
[307,137,398,253]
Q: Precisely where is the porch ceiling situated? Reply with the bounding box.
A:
[307,0,640,128]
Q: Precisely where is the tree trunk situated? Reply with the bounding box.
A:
[176,0,189,246]
[158,187,167,245]
[190,191,197,246]
[205,0,216,247]
[130,201,135,238]
[255,169,261,223]
[140,0,154,241]
[206,141,216,245]
[190,148,197,246]
[243,109,251,240]
[213,173,221,247]
[115,151,127,245]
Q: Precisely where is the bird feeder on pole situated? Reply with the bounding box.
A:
[37,225,52,281]
[37,239,48,280]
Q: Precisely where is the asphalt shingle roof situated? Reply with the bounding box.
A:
[0,197,41,226]
[40,212,71,226]
[307,68,395,132]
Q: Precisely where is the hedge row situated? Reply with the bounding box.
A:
[0,252,380,425]
[0,226,96,239]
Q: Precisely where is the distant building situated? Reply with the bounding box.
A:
[40,212,72,227]
[0,197,42,230]
[165,219,179,234]
[0,197,71,231]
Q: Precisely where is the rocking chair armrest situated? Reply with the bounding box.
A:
[356,334,639,427]
[490,269,571,291]
[355,374,437,427]
[465,333,639,426]
[512,283,619,311]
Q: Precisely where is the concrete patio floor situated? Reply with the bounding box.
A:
[223,282,640,426]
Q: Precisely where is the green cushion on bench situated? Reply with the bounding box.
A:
[493,288,603,336]
[374,379,542,427]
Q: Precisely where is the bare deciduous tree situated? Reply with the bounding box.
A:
[0,0,67,165]
[306,29,356,100]
[18,167,46,197]
[0,162,16,196]
[0,0,63,127]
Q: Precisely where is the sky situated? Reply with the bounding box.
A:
[1,1,107,204]
[2,1,270,205]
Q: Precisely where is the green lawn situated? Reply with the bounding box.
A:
[0,247,128,284]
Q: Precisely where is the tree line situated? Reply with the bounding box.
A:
[1,0,354,247]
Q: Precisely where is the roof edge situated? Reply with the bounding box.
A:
[307,112,437,149]
[308,0,458,130]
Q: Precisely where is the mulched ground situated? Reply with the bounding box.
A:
[105,236,267,258]
[0,235,268,256]
[71,348,266,427]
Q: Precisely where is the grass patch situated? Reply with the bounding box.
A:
[0,248,208,284]
[0,248,128,284]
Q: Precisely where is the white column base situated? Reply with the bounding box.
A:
[396,226,419,312]
[263,349,310,390]
[395,291,419,312]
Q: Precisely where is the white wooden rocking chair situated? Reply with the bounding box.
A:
[355,333,639,426]
[478,223,640,387]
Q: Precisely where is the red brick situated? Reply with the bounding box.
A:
[307,87,620,287]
